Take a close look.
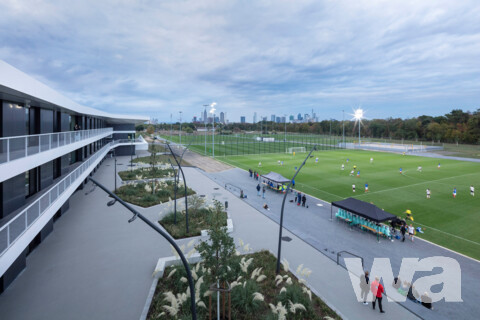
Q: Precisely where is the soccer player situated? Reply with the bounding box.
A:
[346,158,349,163]
[315,157,319,164]
[350,169,355,176]
[365,183,369,193]
[370,157,373,163]
[281,161,284,166]
[353,165,357,170]
[357,170,360,177]
[438,163,441,169]
[352,184,356,192]
[417,166,422,172]
[341,164,345,170]
[258,162,262,167]
[426,188,431,199]
[278,160,281,165]
[405,209,414,221]
[453,187,456,198]
[470,185,475,196]
[399,167,403,174]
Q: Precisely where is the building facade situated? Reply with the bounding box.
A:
[0,61,148,293]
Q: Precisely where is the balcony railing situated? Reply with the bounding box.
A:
[0,138,143,258]
[0,128,113,165]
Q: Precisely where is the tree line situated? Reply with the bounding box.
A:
[140,109,480,144]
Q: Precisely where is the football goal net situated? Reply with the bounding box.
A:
[286,147,306,154]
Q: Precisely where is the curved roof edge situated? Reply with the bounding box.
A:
[0,60,149,123]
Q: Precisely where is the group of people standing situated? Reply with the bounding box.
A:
[294,191,307,207]
[248,168,260,180]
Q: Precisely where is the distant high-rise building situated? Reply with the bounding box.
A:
[220,112,225,124]
[289,115,294,121]
[271,114,276,122]
[253,112,257,123]
[193,116,197,122]
[275,116,281,123]
[240,116,246,123]
[297,113,302,121]
[262,116,267,122]
[281,116,286,123]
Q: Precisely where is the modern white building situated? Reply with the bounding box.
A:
[0,60,148,293]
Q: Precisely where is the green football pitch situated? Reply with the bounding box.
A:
[219,149,480,260]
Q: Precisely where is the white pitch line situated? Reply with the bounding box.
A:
[353,171,480,198]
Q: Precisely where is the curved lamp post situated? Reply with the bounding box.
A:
[167,142,191,225]
[87,177,197,319]
[167,143,190,234]
[276,145,317,274]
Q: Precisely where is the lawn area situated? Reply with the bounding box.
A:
[159,208,227,239]
[148,250,341,320]
[118,167,175,180]
[132,154,192,166]
[221,149,480,260]
[115,180,195,207]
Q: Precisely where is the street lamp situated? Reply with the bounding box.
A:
[284,114,287,142]
[86,177,197,319]
[209,102,217,158]
[170,113,173,140]
[179,111,183,145]
[276,145,317,274]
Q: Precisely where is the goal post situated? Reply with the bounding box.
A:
[286,147,306,154]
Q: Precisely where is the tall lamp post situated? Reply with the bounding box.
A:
[179,111,183,145]
[342,110,345,148]
[209,102,217,158]
[276,145,317,274]
[167,144,190,233]
[354,108,364,145]
[203,104,209,155]
[284,114,287,142]
[170,113,173,140]
[86,177,197,319]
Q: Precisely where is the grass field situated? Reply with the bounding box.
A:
[220,149,480,260]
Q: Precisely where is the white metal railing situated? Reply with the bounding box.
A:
[0,138,143,257]
[0,128,113,165]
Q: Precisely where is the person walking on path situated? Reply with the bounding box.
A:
[294,191,298,203]
[256,184,261,196]
[371,276,385,313]
[253,171,257,180]
[301,194,307,207]
[360,271,370,305]
[249,168,252,177]
[262,186,266,199]
[297,192,302,206]
[400,224,406,242]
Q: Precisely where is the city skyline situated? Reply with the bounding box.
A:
[0,1,479,122]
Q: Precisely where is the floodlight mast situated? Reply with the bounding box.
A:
[354,108,364,145]
[209,102,217,158]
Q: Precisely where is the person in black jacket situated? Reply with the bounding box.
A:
[360,271,370,305]
[400,224,406,242]
[301,194,307,207]
[256,184,261,196]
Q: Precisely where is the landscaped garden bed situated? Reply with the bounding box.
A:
[118,167,176,181]
[159,197,228,239]
[148,200,340,319]
[147,250,340,319]
[115,180,195,208]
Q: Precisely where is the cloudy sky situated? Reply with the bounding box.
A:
[1,0,479,122]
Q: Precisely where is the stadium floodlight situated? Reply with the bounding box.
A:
[209,102,217,158]
[352,107,365,145]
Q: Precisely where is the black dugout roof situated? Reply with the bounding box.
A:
[332,197,396,222]
[260,171,291,184]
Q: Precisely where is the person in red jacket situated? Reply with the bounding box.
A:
[370,276,385,313]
